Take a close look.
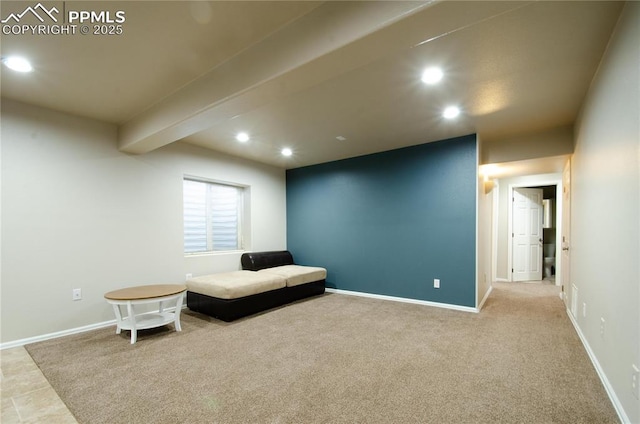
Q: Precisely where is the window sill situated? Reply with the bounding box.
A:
[184,250,246,258]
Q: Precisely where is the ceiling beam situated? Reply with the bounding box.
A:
[118,0,529,155]
[118,1,434,154]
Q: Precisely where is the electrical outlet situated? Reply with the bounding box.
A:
[582,302,587,317]
[72,288,82,301]
[632,364,639,400]
[600,317,605,338]
[434,279,440,289]
[186,273,193,280]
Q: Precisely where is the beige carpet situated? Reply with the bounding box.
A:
[25,283,619,423]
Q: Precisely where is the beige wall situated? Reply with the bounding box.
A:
[571,2,640,422]
[482,125,574,165]
[1,99,286,344]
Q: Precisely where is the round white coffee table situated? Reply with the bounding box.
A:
[104,284,187,344]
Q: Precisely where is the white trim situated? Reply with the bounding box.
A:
[0,305,186,350]
[477,285,493,311]
[325,288,479,313]
[183,174,249,189]
[1,319,115,350]
[507,177,562,284]
[554,179,564,288]
[494,278,510,283]
[184,249,246,258]
[491,180,500,284]
[565,308,630,424]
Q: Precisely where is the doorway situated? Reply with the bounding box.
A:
[512,187,544,281]
[508,181,562,285]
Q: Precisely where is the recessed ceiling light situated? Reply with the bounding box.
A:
[235,132,250,143]
[421,67,443,85]
[2,56,33,73]
[443,106,460,119]
[281,148,292,157]
[336,136,347,141]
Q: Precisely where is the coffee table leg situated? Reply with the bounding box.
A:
[111,304,123,335]
[174,292,184,332]
[126,301,137,344]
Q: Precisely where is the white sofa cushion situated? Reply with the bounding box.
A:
[187,270,286,300]
[258,265,327,287]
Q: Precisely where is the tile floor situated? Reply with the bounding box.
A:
[1,347,77,423]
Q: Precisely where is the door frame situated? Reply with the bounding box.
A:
[512,187,544,282]
[507,178,563,285]
[560,159,571,307]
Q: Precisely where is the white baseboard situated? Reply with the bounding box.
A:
[0,305,187,350]
[565,308,630,424]
[325,288,478,313]
[477,285,493,311]
[1,320,116,350]
[494,278,510,283]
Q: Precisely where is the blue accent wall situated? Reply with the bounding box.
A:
[286,135,477,307]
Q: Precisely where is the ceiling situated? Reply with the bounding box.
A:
[0,1,624,172]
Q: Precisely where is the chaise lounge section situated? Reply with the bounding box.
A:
[186,251,326,321]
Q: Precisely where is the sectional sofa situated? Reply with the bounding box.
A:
[186,251,326,321]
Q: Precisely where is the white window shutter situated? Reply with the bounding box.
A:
[183,179,241,253]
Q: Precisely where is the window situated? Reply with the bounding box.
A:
[183,178,244,253]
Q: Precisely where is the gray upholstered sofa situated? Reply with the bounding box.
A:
[186,251,326,321]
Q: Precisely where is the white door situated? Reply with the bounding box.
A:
[512,188,543,282]
[561,160,572,307]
